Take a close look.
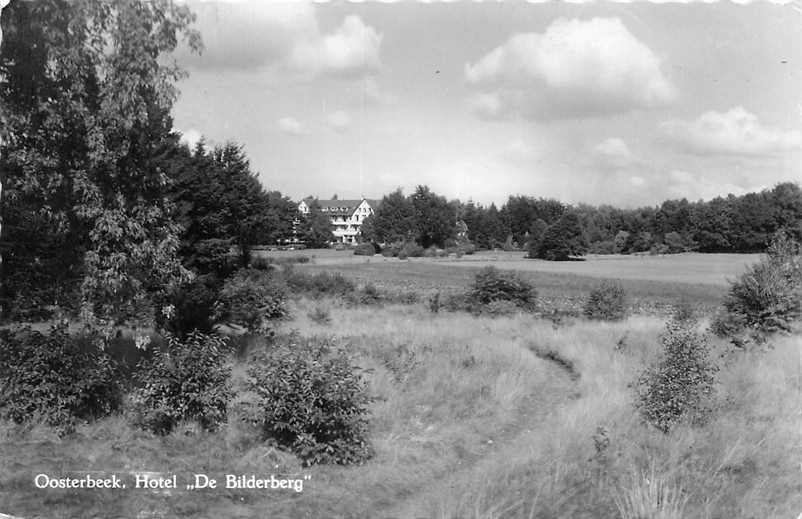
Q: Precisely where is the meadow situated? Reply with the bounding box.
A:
[1,252,799,519]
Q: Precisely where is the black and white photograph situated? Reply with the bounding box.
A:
[0,0,800,517]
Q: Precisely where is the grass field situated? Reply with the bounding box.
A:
[2,252,799,519]
[257,250,761,287]
[261,251,759,315]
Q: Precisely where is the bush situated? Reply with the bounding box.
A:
[249,256,272,270]
[718,232,802,341]
[0,322,121,434]
[219,269,288,333]
[283,269,356,298]
[308,306,331,325]
[467,266,537,312]
[583,280,627,321]
[588,240,616,255]
[246,336,372,466]
[131,331,232,435]
[353,243,377,256]
[460,242,476,255]
[380,242,403,258]
[635,320,718,433]
[399,242,424,259]
[157,274,222,337]
[349,283,382,305]
[270,255,311,265]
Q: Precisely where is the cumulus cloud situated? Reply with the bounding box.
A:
[465,17,676,120]
[666,170,755,200]
[660,107,802,156]
[290,15,382,78]
[593,138,636,168]
[277,117,304,136]
[180,2,381,78]
[326,110,351,132]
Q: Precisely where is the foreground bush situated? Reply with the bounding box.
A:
[467,266,537,312]
[716,232,802,342]
[131,331,232,435]
[219,269,288,333]
[0,322,121,434]
[635,320,718,433]
[246,336,372,466]
[583,280,627,321]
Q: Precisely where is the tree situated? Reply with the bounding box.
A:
[264,190,298,245]
[299,200,334,248]
[170,141,270,273]
[527,218,548,253]
[664,231,685,253]
[532,211,588,261]
[362,188,416,244]
[0,0,201,331]
[410,185,454,248]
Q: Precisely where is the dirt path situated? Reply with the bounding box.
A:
[377,351,579,519]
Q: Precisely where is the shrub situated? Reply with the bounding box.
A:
[718,232,802,341]
[308,306,331,325]
[635,320,718,433]
[351,283,382,305]
[400,241,424,259]
[460,242,476,255]
[283,269,356,298]
[380,242,403,258]
[428,292,442,313]
[219,269,288,333]
[270,255,311,265]
[353,243,377,256]
[583,280,627,321]
[0,322,121,434]
[246,336,372,466]
[467,266,537,312]
[157,274,222,337]
[131,331,232,435]
[250,255,272,270]
[671,300,697,324]
[589,240,616,255]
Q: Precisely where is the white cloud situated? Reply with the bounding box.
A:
[660,107,802,156]
[290,15,382,78]
[465,17,676,120]
[666,169,755,200]
[178,128,204,149]
[593,137,636,168]
[326,110,351,132]
[180,3,381,79]
[277,117,304,136]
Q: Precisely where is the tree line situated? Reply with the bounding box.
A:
[359,182,802,260]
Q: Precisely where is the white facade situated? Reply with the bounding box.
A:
[298,198,378,244]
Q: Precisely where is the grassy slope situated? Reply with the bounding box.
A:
[2,299,800,518]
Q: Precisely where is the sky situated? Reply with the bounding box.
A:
[170,1,802,207]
